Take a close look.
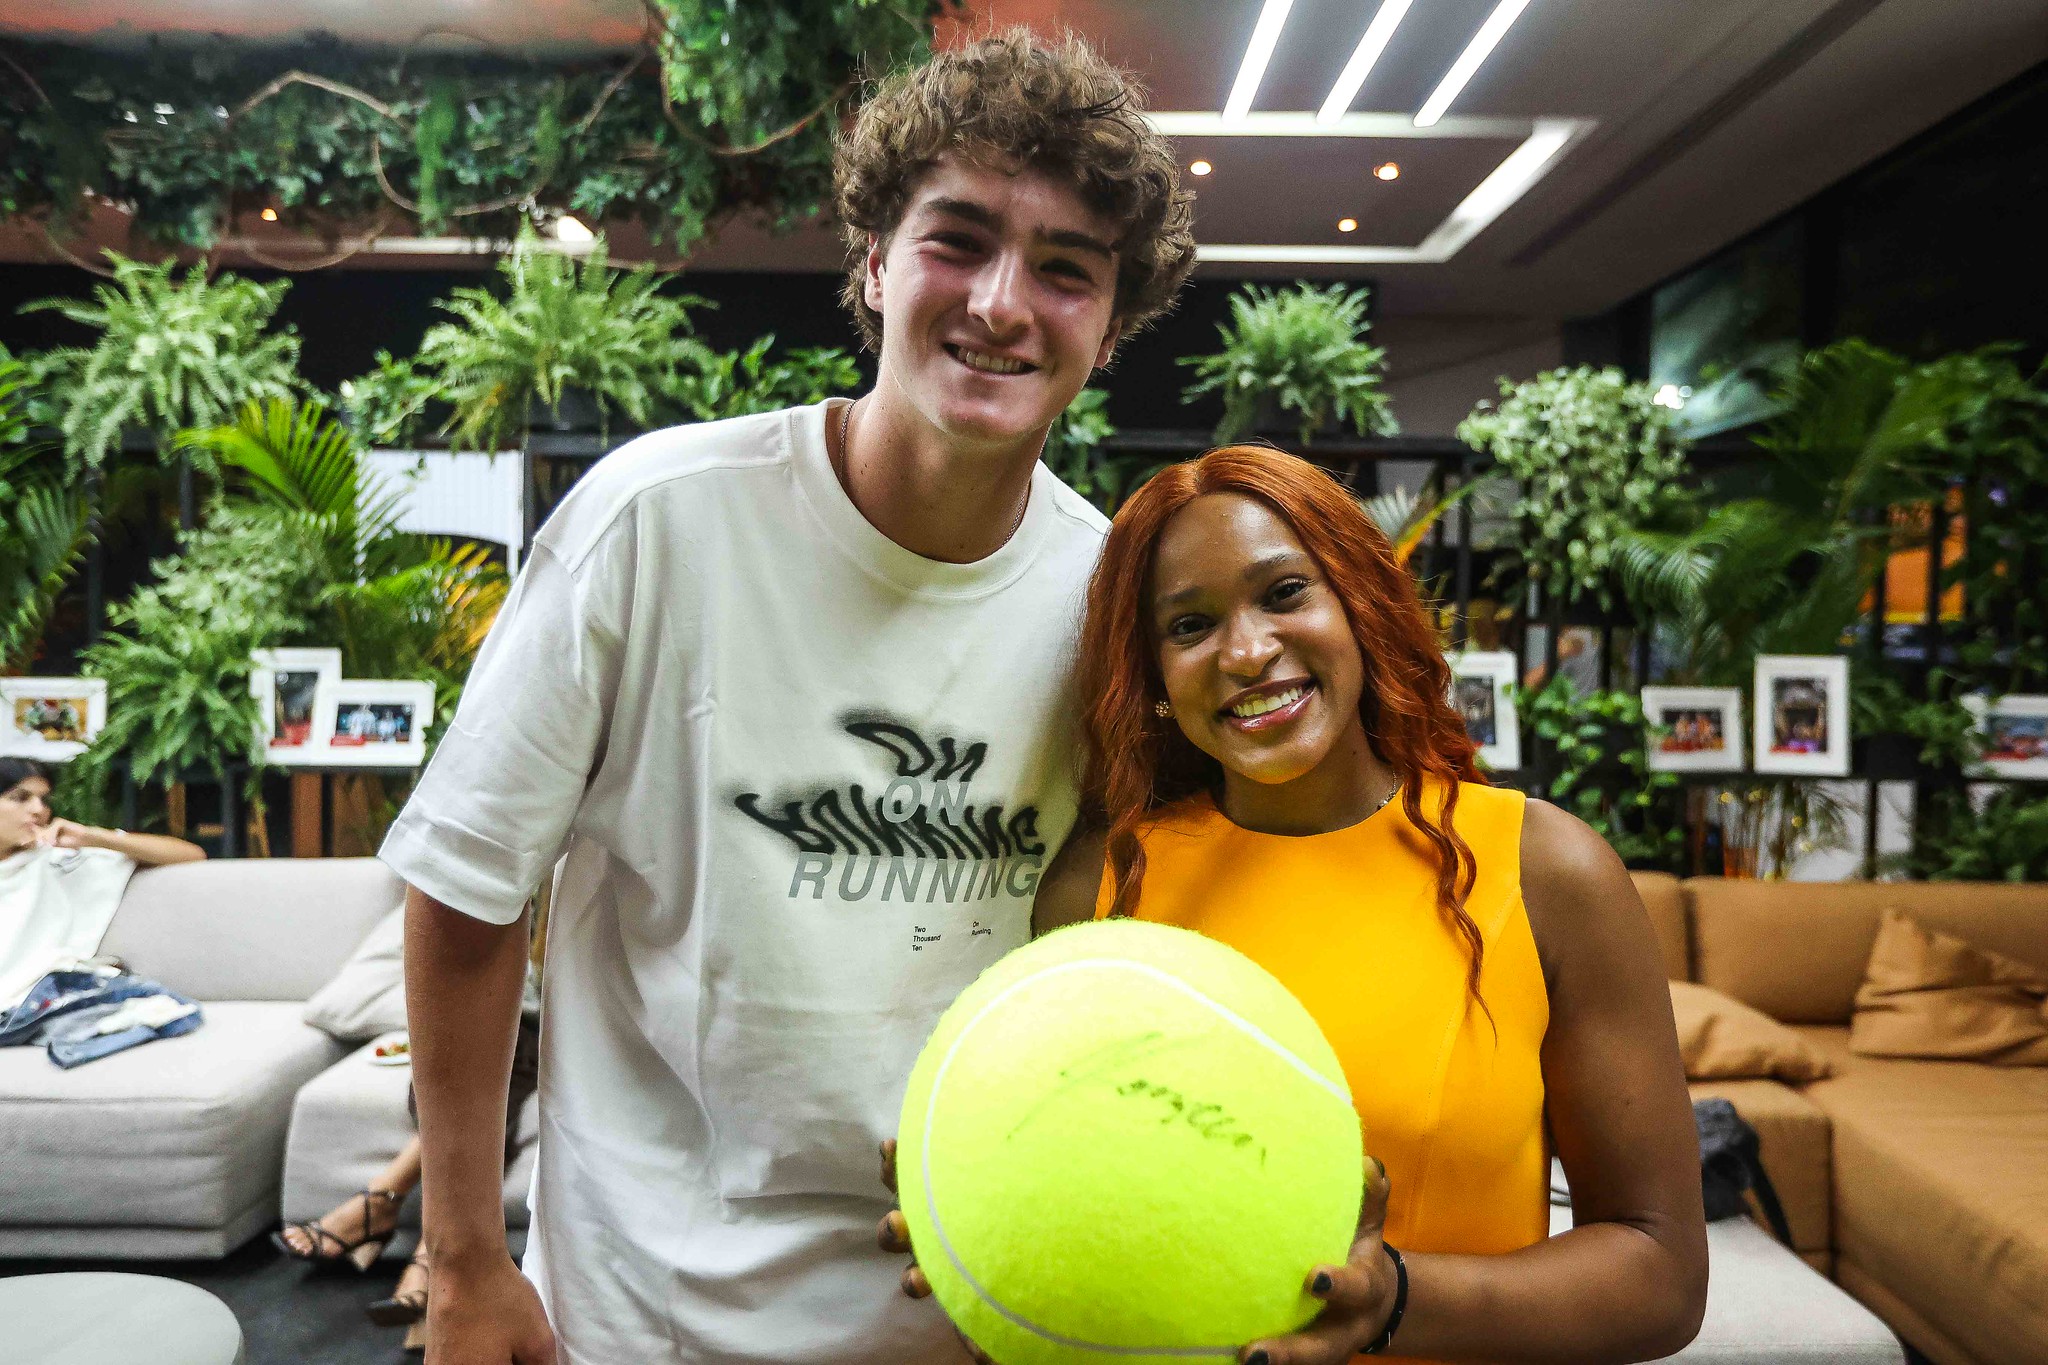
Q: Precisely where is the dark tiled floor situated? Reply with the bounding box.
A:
[0,1233,521,1365]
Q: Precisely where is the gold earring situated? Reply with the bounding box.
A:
[1154,700,1173,718]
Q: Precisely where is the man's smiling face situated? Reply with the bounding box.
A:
[865,155,1123,448]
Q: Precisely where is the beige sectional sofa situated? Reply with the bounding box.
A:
[1631,873,2048,1365]
[0,855,535,1262]
[0,857,397,1258]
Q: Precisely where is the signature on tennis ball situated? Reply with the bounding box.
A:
[1006,1032,1269,1165]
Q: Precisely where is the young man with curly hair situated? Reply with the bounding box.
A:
[382,29,1195,1365]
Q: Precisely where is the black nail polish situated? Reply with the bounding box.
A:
[1312,1271,1333,1295]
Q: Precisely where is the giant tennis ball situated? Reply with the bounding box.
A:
[896,918,1364,1365]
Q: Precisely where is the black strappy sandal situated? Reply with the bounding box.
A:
[269,1187,403,1272]
[367,1248,430,1353]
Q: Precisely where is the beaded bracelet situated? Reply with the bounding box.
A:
[1360,1244,1408,1355]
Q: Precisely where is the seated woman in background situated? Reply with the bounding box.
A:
[1026,446,1707,1364]
[274,976,539,1353]
[0,757,205,1013]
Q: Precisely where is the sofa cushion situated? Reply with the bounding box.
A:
[0,1000,344,1230]
[303,903,408,1043]
[1797,1026,2048,1365]
[1689,880,2048,1024]
[1631,871,1690,981]
[1673,982,1833,1083]
[282,1036,535,1237]
[1552,1173,1902,1362]
[99,858,402,1002]
[1852,909,2048,1065]
[1688,1078,1833,1263]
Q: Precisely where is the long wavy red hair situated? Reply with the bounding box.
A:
[1079,445,1493,1008]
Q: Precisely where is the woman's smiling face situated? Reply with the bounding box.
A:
[1148,493,1369,790]
[0,775,52,852]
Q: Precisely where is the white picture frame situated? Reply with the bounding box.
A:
[319,680,435,768]
[1447,650,1521,771]
[0,677,108,760]
[1963,694,2048,780]
[250,648,343,766]
[1639,686,1746,773]
[1752,655,1850,776]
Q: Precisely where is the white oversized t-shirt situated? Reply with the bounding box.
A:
[380,400,1108,1364]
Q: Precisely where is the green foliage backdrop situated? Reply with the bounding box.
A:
[1,4,948,259]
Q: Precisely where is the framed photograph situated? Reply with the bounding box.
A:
[1753,655,1850,776]
[1447,651,1520,771]
[1963,694,2048,780]
[321,680,435,768]
[0,678,108,760]
[1639,686,1745,772]
[250,648,342,765]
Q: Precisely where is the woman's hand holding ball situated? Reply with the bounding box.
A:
[1238,1155,1399,1365]
[878,1139,1399,1365]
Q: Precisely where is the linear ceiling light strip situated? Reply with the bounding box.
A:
[1223,0,1297,122]
[1415,0,1533,128]
[1317,0,1416,124]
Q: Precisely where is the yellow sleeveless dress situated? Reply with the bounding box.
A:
[1095,780,1549,1359]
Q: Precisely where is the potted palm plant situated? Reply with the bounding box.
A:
[1614,339,1984,875]
[1180,283,1396,445]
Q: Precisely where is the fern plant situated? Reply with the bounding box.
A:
[24,255,301,468]
[667,334,859,422]
[1181,284,1396,444]
[412,226,706,452]
[340,349,442,449]
[61,506,317,820]
[0,350,90,670]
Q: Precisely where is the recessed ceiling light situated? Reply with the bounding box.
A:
[1415,0,1533,129]
[1223,0,1296,123]
[259,207,278,222]
[1189,159,1214,177]
[1375,162,1401,181]
[1318,0,1415,124]
[1338,218,1359,233]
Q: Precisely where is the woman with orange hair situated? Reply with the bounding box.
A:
[1025,445,1709,1364]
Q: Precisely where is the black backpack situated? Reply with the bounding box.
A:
[1695,1098,1794,1246]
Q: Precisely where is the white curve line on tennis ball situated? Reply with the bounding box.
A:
[920,956,1354,1357]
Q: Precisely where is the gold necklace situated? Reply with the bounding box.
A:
[835,399,1030,544]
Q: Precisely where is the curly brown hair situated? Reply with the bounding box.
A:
[834,27,1197,350]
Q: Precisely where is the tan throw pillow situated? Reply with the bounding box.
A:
[1851,908,2048,1065]
[1668,980,1834,1083]
[302,902,408,1043]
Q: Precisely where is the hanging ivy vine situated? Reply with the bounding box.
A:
[0,2,950,265]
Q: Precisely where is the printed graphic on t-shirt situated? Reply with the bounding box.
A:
[732,713,1047,919]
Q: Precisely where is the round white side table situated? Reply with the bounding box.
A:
[0,1271,245,1364]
